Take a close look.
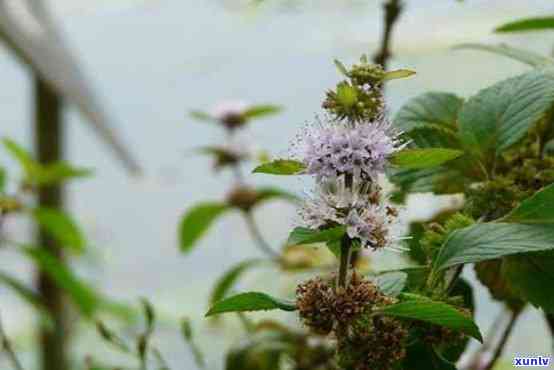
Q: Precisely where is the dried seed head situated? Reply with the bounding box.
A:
[332,273,380,323]
[337,316,408,370]
[296,277,335,335]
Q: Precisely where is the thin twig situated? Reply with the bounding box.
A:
[243,211,279,259]
[483,308,521,370]
[0,313,24,370]
[465,310,508,370]
[373,0,403,69]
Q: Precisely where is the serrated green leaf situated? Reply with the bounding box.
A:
[242,105,282,120]
[504,183,554,223]
[32,208,86,253]
[390,148,464,169]
[495,16,554,33]
[455,43,554,67]
[206,292,297,317]
[210,259,264,306]
[286,226,346,246]
[22,247,99,316]
[252,159,306,175]
[504,251,554,313]
[375,272,407,297]
[458,69,554,162]
[383,69,416,81]
[394,92,463,133]
[433,223,554,272]
[179,202,230,253]
[379,296,482,341]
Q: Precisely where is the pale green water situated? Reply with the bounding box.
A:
[1,0,554,368]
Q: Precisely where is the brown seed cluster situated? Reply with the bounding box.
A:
[296,273,408,370]
[337,315,408,370]
[333,272,386,323]
[296,277,335,335]
[296,273,396,332]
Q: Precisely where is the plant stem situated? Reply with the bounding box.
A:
[446,264,464,294]
[33,76,70,370]
[243,211,279,259]
[337,236,352,290]
[373,0,403,69]
[483,308,521,370]
[0,313,24,370]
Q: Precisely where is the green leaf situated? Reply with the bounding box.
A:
[394,92,463,133]
[390,148,464,169]
[286,226,346,246]
[504,183,554,223]
[333,59,349,77]
[336,82,358,108]
[375,271,407,297]
[254,187,299,205]
[0,271,46,313]
[252,159,306,175]
[22,247,99,316]
[454,43,554,67]
[379,296,482,341]
[242,105,282,120]
[206,292,296,317]
[210,259,264,306]
[504,252,554,313]
[190,110,216,122]
[495,17,554,33]
[179,202,230,254]
[36,162,92,185]
[181,318,206,369]
[3,138,40,177]
[383,69,416,81]
[2,138,91,185]
[433,223,554,272]
[32,208,86,253]
[458,69,554,162]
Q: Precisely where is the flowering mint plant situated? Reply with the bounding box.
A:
[202,56,486,370]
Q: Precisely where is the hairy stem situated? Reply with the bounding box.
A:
[483,308,521,370]
[243,212,279,259]
[34,77,70,370]
[373,0,403,69]
[0,313,24,370]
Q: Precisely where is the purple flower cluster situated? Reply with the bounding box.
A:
[294,115,402,181]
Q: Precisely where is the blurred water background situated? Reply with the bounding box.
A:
[1,0,554,368]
